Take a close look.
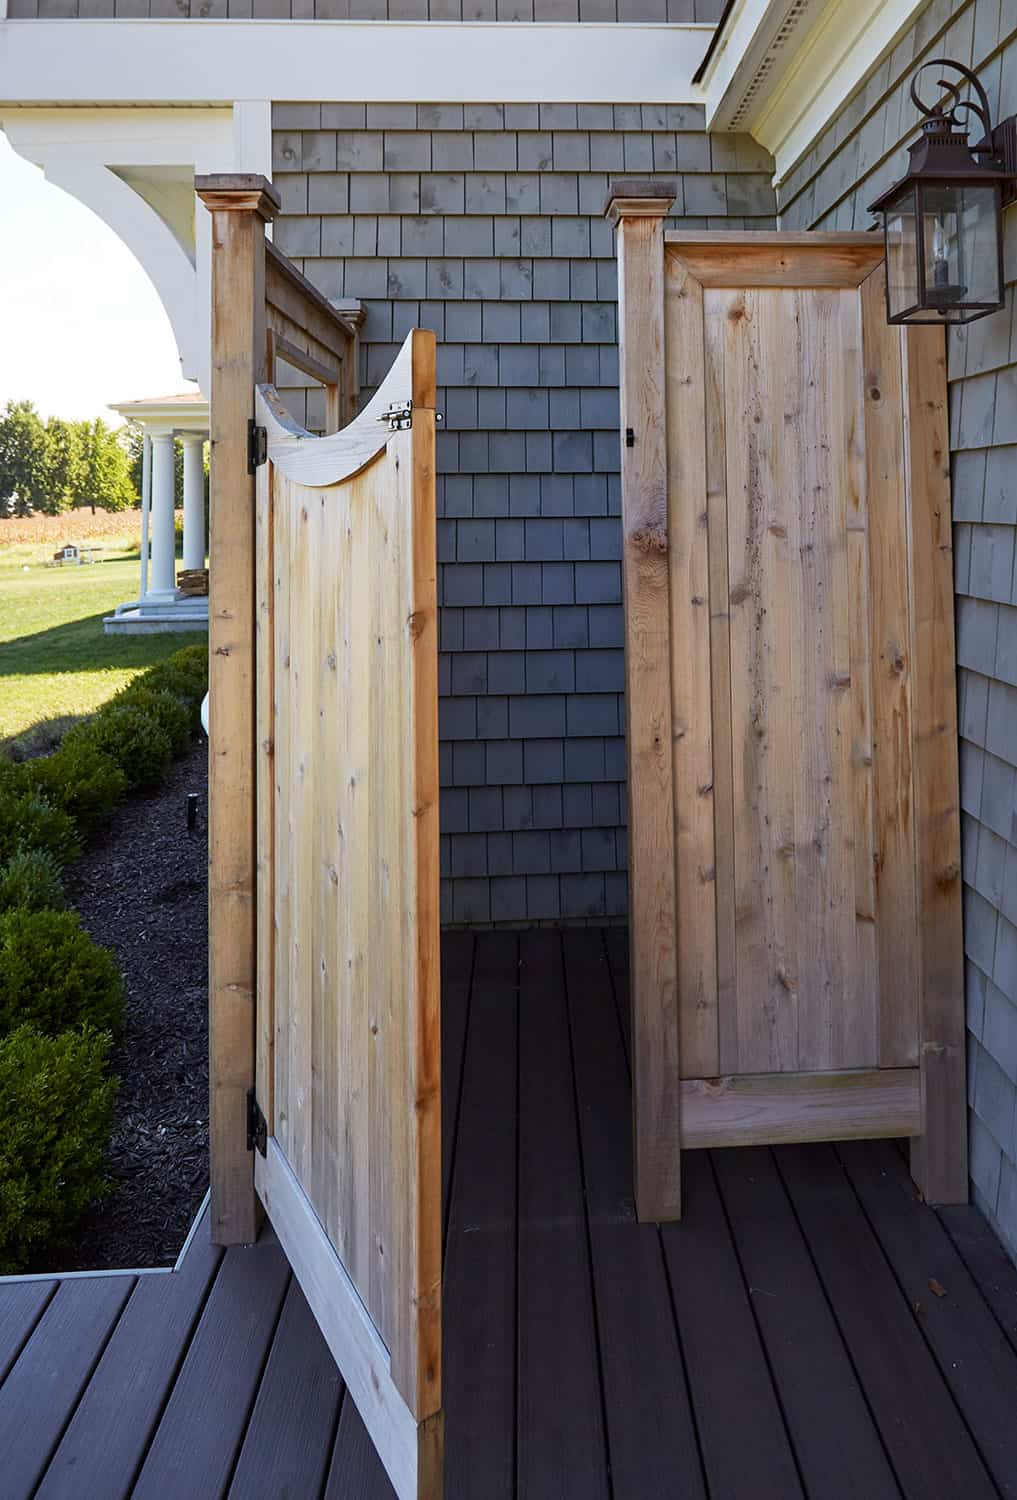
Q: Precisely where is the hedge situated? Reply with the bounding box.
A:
[0,908,124,1037]
[0,1026,117,1274]
[0,850,67,914]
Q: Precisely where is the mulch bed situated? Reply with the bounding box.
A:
[44,740,211,1272]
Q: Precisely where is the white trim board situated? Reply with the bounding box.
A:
[0,19,714,106]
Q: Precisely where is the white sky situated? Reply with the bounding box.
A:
[0,134,198,425]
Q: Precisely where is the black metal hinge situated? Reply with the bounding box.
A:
[248,420,267,473]
[246,1087,267,1157]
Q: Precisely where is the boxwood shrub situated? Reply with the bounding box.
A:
[0,1025,116,1274]
[0,909,123,1036]
[0,788,81,867]
[65,703,172,791]
[24,739,127,837]
[0,850,66,914]
[109,685,191,758]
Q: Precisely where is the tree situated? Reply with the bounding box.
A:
[0,401,49,516]
[76,419,136,513]
[40,418,85,516]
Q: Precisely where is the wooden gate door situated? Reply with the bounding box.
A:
[611,191,966,1222]
[252,329,442,1500]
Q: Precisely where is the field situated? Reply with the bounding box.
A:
[0,519,205,755]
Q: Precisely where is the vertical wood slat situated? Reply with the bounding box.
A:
[197,174,280,1246]
[860,265,919,1068]
[255,454,275,1145]
[903,323,967,1207]
[665,253,718,1080]
[608,182,681,1221]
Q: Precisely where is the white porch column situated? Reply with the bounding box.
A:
[181,433,206,572]
[148,429,178,599]
[139,431,152,600]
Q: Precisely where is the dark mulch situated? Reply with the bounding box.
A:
[42,740,211,1272]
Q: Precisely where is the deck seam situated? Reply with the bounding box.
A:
[0,1282,59,1393]
[219,1269,294,1500]
[937,1208,1017,1361]
[511,931,521,1500]
[442,934,476,1262]
[833,1145,1006,1500]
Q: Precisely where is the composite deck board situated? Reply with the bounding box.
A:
[130,1243,291,1500]
[778,1143,999,1500]
[603,924,632,1062]
[562,928,707,1500]
[712,1146,900,1500]
[35,1216,223,1500]
[443,930,518,1500]
[516,928,610,1499]
[0,930,1016,1499]
[661,1151,806,1500]
[0,1279,55,1384]
[840,1139,1017,1499]
[0,1274,134,1500]
[228,1276,343,1499]
[939,1201,1017,1356]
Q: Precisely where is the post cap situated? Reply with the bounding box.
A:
[195,174,282,221]
[604,178,677,224]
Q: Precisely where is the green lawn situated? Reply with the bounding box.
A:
[0,545,207,755]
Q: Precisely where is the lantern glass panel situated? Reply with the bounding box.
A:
[919,181,1001,321]
[884,185,919,321]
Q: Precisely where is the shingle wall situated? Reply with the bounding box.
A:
[8,0,721,18]
[270,102,776,926]
[778,0,1017,1259]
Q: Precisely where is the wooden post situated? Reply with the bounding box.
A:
[902,323,968,1205]
[606,180,681,1222]
[196,173,281,1245]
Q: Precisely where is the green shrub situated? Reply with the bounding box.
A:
[0,787,81,867]
[138,664,205,733]
[108,686,191,757]
[169,644,209,684]
[0,909,123,1036]
[0,850,66,914]
[65,704,172,791]
[25,739,127,836]
[0,1025,116,1274]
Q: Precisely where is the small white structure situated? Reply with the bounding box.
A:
[103,391,209,634]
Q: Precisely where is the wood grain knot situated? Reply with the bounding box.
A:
[407,610,427,639]
[936,862,960,889]
[630,523,669,555]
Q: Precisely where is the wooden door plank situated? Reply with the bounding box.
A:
[443,931,518,1500]
[563,928,707,1499]
[614,201,681,1219]
[517,929,609,1499]
[859,266,919,1068]
[938,1203,1017,1357]
[0,1280,55,1386]
[777,1143,996,1499]
[660,1151,804,1500]
[840,1138,1017,1498]
[255,443,277,1144]
[36,1224,223,1500]
[901,323,967,1207]
[665,252,718,1081]
[317,490,342,1246]
[0,1276,134,1500]
[228,1278,343,1499]
[287,488,315,1197]
[272,485,293,1163]
[131,1244,290,1500]
[713,1147,898,1499]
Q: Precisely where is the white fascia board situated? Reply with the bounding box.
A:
[0,18,714,106]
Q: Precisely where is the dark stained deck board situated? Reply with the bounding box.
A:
[0,1274,134,1500]
[1,930,1017,1500]
[0,1279,56,1384]
[130,1243,291,1500]
[35,1217,223,1500]
[228,1276,343,1499]
[939,1201,1017,1357]
[562,928,707,1500]
[516,928,610,1499]
[839,1139,1017,1500]
[442,930,518,1500]
[712,1146,901,1500]
[777,1143,999,1500]
[661,1151,806,1500]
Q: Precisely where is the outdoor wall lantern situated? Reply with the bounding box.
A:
[869,58,1017,325]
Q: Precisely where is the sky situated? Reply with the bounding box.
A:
[0,134,198,426]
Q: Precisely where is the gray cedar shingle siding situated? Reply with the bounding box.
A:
[11,0,724,15]
[777,0,1017,1258]
[271,102,777,927]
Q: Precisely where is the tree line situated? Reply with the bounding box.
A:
[0,397,210,520]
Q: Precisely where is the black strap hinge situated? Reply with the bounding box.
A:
[246,1087,267,1156]
[248,420,267,473]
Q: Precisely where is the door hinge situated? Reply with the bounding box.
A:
[248,420,268,473]
[246,1087,267,1157]
[378,400,413,432]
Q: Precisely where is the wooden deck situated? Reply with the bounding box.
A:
[3,928,1017,1499]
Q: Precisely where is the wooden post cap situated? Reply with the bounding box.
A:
[604,178,678,224]
[195,173,282,220]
